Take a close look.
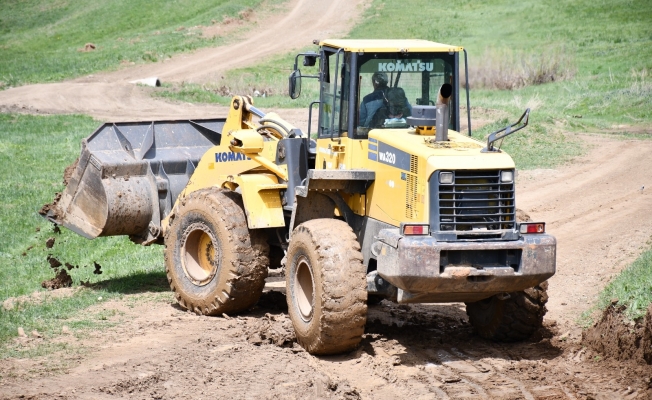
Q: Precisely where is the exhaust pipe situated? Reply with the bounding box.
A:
[435,83,452,142]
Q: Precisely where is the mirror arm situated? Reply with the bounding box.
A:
[482,108,530,152]
[293,51,319,70]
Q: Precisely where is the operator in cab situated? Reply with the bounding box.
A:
[359,72,411,129]
[368,87,411,128]
[359,72,389,128]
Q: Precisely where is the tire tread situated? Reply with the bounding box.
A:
[164,188,268,315]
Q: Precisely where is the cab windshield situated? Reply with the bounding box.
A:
[356,52,456,134]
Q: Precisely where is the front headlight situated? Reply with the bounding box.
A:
[500,170,514,183]
[439,171,454,184]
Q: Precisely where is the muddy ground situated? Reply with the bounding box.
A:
[2,0,652,397]
[2,135,652,399]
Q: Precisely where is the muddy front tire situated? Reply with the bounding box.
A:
[286,219,367,355]
[164,188,268,315]
[465,282,549,342]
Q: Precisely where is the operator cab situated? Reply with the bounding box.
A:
[289,39,469,141]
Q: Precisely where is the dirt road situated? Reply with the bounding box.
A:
[2,0,652,397]
[0,0,368,121]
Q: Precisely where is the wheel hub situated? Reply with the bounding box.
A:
[182,224,218,286]
[294,256,314,322]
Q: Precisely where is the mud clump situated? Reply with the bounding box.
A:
[62,157,78,186]
[39,157,78,219]
[582,303,652,365]
[244,313,295,347]
[21,245,34,257]
[47,255,62,269]
[38,192,61,218]
[42,269,73,289]
[329,380,362,400]
[45,237,55,248]
[79,43,96,52]
[93,262,102,275]
[516,208,531,222]
[98,373,166,396]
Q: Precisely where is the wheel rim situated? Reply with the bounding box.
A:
[294,255,314,322]
[182,224,218,286]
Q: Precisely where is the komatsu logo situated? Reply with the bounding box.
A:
[215,152,251,162]
[378,61,434,73]
[378,151,396,165]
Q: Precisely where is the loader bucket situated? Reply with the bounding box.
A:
[42,119,225,243]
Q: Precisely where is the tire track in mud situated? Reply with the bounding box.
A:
[1,292,651,399]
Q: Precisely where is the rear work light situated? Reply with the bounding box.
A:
[401,223,430,236]
[519,222,545,234]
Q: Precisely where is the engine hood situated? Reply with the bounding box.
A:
[368,129,516,180]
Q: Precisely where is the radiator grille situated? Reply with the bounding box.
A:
[405,155,419,219]
[438,170,515,231]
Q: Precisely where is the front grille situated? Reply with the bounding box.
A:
[438,170,515,231]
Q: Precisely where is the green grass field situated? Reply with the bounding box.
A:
[0,114,168,355]
[0,0,285,87]
[0,0,651,356]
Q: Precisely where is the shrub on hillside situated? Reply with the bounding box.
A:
[466,47,576,90]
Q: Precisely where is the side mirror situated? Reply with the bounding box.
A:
[289,69,302,99]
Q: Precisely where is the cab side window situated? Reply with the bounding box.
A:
[319,50,350,139]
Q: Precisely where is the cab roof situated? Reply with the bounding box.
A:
[319,39,463,53]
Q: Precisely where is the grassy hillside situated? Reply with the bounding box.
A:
[158,0,650,169]
[347,0,652,128]
[0,0,284,87]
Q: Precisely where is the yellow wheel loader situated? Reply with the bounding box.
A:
[42,39,556,355]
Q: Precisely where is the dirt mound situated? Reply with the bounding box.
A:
[78,43,96,52]
[582,303,652,365]
[41,269,72,289]
[244,312,295,347]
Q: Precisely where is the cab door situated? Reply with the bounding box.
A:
[315,48,355,170]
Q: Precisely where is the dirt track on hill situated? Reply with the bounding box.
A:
[2,0,652,397]
[0,0,368,122]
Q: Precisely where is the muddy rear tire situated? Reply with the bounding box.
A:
[465,281,548,342]
[285,219,367,355]
[164,188,268,315]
